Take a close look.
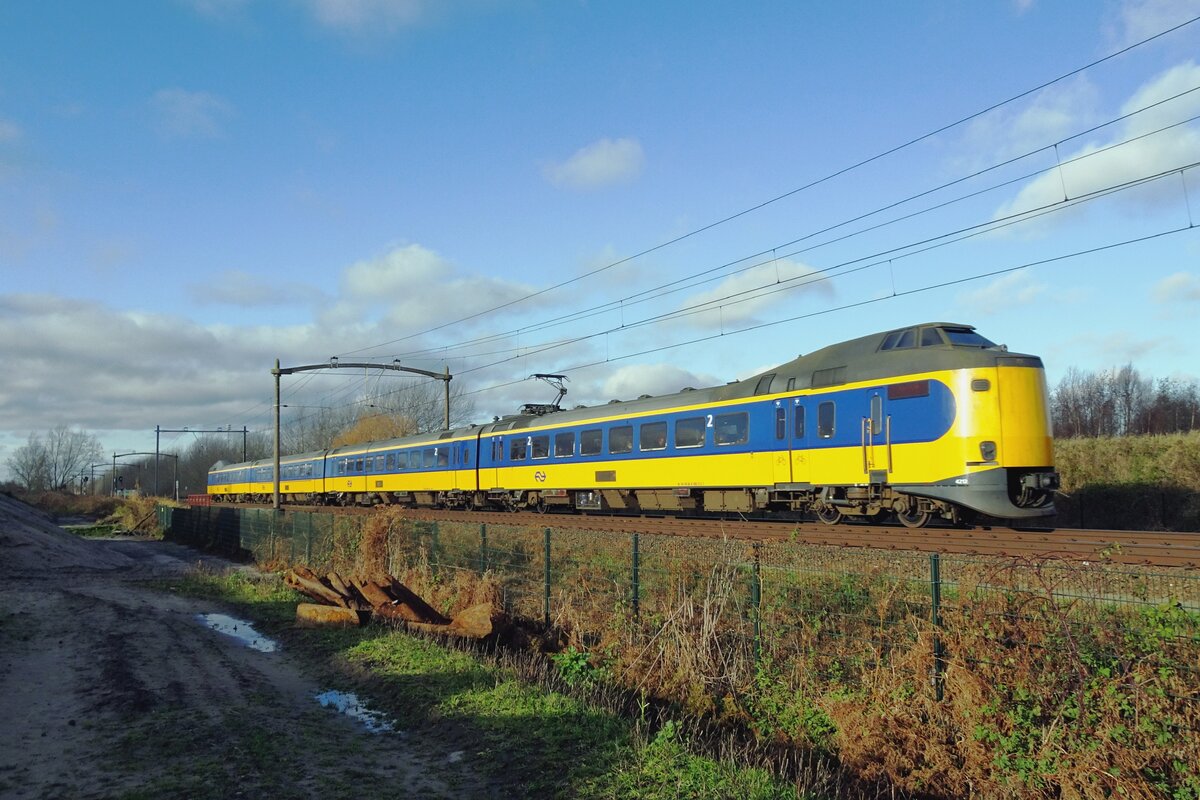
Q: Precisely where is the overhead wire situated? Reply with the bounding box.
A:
[333,12,1200,359]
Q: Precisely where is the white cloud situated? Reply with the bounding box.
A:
[676,258,835,329]
[303,0,424,33]
[994,61,1200,220]
[1151,270,1200,302]
[957,270,1047,315]
[597,363,719,402]
[958,76,1100,169]
[322,243,536,332]
[150,88,233,139]
[1110,0,1200,47]
[543,138,645,190]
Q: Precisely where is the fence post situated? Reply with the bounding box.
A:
[930,553,945,701]
[430,521,441,578]
[631,532,640,619]
[751,542,762,664]
[543,527,552,628]
[479,523,488,574]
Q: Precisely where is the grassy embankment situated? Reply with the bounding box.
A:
[167,567,820,800]
[1052,431,1200,530]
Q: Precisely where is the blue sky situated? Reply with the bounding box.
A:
[1,0,1198,471]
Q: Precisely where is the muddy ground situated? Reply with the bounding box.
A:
[0,496,488,799]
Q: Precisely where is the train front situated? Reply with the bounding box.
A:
[944,329,1060,520]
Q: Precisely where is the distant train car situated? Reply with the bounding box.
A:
[208,322,1059,526]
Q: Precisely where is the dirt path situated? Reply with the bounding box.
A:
[0,500,487,799]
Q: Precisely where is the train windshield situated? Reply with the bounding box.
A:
[942,327,995,347]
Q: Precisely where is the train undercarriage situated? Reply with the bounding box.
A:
[216,469,1058,528]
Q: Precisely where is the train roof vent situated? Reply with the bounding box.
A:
[638,394,653,399]
[680,387,695,392]
[608,399,622,404]
[439,431,455,439]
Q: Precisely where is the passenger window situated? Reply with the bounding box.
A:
[895,329,916,349]
[531,435,550,459]
[794,405,805,439]
[492,439,503,462]
[609,425,633,454]
[920,328,944,347]
[818,401,835,439]
[464,446,472,465]
[639,422,667,451]
[386,454,395,469]
[714,412,748,445]
[554,432,575,457]
[509,438,527,461]
[375,455,385,471]
[581,429,602,456]
[870,395,882,434]
[355,458,364,472]
[775,407,786,439]
[437,448,449,467]
[423,449,435,468]
[675,417,705,448]
[754,374,776,395]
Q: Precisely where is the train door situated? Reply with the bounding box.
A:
[789,398,810,484]
[862,391,890,483]
[772,401,792,484]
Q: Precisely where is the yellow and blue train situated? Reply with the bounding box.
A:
[208,322,1060,527]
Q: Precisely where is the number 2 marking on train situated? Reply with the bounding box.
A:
[706,414,713,427]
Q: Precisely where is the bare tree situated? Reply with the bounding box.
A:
[44,426,104,490]
[7,432,50,491]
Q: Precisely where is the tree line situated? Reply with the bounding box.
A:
[3,380,477,497]
[1051,364,1199,439]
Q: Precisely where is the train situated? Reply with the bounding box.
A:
[207,322,1060,527]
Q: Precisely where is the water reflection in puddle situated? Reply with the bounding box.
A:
[315,690,395,733]
[195,613,279,653]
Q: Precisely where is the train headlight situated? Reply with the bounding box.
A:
[980,440,997,461]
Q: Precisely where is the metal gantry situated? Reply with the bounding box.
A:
[271,358,452,510]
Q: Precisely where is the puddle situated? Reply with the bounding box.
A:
[314,690,395,733]
[195,613,279,653]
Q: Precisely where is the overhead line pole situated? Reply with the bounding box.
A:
[271,358,452,511]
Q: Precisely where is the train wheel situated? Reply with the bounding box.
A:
[896,507,931,528]
[815,506,843,525]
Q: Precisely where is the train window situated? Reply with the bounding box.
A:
[675,417,705,448]
[437,448,449,467]
[640,422,667,451]
[787,377,796,391]
[794,404,805,439]
[463,446,472,465]
[580,428,602,455]
[609,425,633,454]
[888,380,929,400]
[943,327,995,347]
[811,366,846,388]
[714,412,748,445]
[880,331,901,350]
[509,437,527,461]
[895,329,917,349]
[920,328,945,347]
[375,455,385,471]
[531,435,550,459]
[355,458,364,472]
[754,373,776,395]
[386,454,395,469]
[492,438,503,462]
[870,395,883,433]
[422,449,434,468]
[818,402,835,439]
[554,432,575,457]
[775,407,786,439]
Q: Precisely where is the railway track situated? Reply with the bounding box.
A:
[207,503,1200,569]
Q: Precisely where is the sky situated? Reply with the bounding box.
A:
[1,0,1199,475]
